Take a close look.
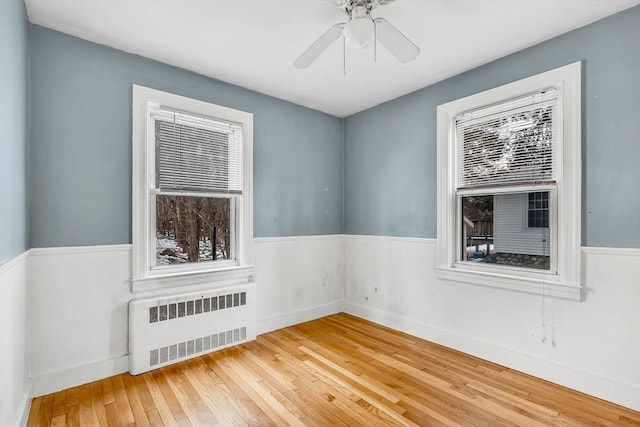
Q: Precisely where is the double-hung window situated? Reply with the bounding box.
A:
[132,86,253,292]
[436,63,582,299]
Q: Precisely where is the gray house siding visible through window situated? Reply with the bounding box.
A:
[494,193,550,256]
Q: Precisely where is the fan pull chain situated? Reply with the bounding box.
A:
[343,36,346,75]
[374,20,378,62]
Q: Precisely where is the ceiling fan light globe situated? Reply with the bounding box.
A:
[344,17,373,49]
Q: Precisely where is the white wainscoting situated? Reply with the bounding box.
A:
[254,235,344,334]
[27,235,344,397]
[28,245,133,398]
[19,234,640,412]
[0,252,31,427]
[344,234,640,412]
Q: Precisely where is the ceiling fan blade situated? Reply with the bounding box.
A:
[294,23,345,69]
[374,17,420,63]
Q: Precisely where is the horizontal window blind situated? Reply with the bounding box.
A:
[154,109,243,193]
[456,89,556,189]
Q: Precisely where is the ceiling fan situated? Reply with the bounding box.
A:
[294,0,420,69]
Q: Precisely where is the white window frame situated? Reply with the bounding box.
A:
[436,62,582,300]
[132,85,253,293]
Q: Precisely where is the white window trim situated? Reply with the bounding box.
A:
[436,62,582,300]
[132,85,254,293]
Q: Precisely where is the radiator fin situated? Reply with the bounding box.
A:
[149,326,247,367]
[130,284,255,375]
[149,291,247,324]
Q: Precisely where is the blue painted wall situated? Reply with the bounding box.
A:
[28,26,344,247]
[344,6,640,248]
[22,6,640,249]
[0,0,29,265]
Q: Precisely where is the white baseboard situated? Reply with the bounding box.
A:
[30,297,342,397]
[344,301,640,412]
[19,385,32,427]
[30,297,342,398]
[257,300,344,335]
[31,355,129,398]
[26,235,345,398]
[20,237,640,414]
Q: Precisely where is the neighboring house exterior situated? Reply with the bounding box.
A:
[494,192,550,256]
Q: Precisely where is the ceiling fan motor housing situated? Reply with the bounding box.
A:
[333,0,396,15]
[294,0,418,69]
[344,3,374,48]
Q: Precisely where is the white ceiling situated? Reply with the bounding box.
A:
[25,0,639,117]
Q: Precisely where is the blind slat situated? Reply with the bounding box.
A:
[154,110,243,193]
[456,91,556,189]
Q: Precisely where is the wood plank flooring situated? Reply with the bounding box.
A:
[27,313,640,426]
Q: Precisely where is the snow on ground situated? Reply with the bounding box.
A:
[156,238,189,265]
[156,237,224,265]
[466,244,494,255]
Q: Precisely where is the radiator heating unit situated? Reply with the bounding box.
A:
[129,282,256,375]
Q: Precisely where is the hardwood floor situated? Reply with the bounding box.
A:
[28,313,640,426]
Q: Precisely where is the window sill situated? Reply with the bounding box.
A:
[131,265,254,294]
[435,266,582,300]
